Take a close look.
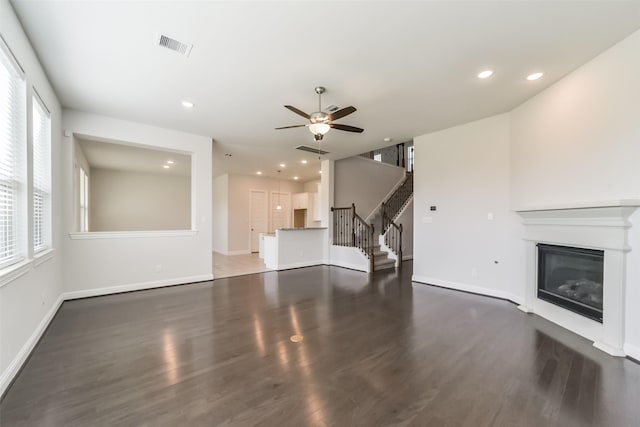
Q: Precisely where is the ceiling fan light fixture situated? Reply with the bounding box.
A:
[309,123,330,136]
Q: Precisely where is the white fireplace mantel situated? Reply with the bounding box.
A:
[516,200,640,357]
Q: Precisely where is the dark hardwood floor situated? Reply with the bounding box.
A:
[1,262,639,426]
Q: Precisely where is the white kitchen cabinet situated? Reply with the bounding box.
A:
[292,192,309,210]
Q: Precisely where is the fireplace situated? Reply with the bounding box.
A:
[517,202,639,357]
[537,244,604,322]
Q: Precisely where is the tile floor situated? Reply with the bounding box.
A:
[212,251,272,279]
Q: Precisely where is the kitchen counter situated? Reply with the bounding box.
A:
[277,227,328,231]
[262,228,328,270]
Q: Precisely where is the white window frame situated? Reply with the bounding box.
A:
[32,90,52,254]
[79,167,89,232]
[0,35,27,270]
[407,145,415,172]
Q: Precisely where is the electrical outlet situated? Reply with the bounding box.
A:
[471,268,478,277]
[155,264,162,272]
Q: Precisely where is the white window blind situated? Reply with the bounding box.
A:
[32,93,51,253]
[0,41,26,268]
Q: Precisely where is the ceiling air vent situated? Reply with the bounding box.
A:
[296,145,329,155]
[157,34,193,57]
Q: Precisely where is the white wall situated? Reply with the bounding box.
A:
[334,156,405,219]
[510,29,640,355]
[303,179,320,193]
[0,0,64,396]
[62,110,212,296]
[413,114,525,303]
[90,168,190,231]
[212,174,229,254]
[511,30,640,210]
[226,174,303,253]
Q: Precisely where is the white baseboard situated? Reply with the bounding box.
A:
[62,274,214,300]
[329,260,369,272]
[593,341,626,357]
[274,260,325,271]
[0,294,64,398]
[411,275,523,305]
[624,343,640,361]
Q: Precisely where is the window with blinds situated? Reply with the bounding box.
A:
[32,93,51,253]
[0,41,26,269]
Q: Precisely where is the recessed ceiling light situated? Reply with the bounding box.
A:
[383,137,393,143]
[167,160,175,164]
[256,171,262,175]
[290,334,304,343]
[181,101,194,108]
[293,176,299,180]
[279,163,286,168]
[301,160,308,164]
[163,165,170,169]
[526,72,544,81]
[477,70,494,79]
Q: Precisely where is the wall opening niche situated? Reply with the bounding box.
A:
[74,136,192,232]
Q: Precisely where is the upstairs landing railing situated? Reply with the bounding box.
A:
[380,172,413,266]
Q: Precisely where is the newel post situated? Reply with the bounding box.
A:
[398,223,403,269]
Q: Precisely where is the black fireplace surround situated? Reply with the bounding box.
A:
[537,244,604,322]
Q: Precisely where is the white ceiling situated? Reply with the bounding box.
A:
[11,1,640,181]
[77,137,191,177]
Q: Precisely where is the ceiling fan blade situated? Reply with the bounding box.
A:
[284,105,310,119]
[330,123,364,133]
[329,106,356,121]
[275,124,308,130]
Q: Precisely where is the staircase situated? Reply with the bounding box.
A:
[372,244,396,270]
[331,172,413,272]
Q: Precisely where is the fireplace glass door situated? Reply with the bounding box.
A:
[537,244,604,322]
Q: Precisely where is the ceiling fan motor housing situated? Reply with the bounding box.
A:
[310,111,329,123]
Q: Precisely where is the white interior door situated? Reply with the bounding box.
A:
[270,191,291,231]
[250,190,267,252]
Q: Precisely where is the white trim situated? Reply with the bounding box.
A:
[273,260,325,271]
[33,248,55,267]
[411,275,524,305]
[0,295,64,397]
[0,259,32,288]
[624,343,640,361]
[69,230,197,240]
[329,260,369,273]
[515,199,640,212]
[522,218,630,228]
[0,33,25,76]
[249,188,268,253]
[62,274,213,300]
[594,341,626,357]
